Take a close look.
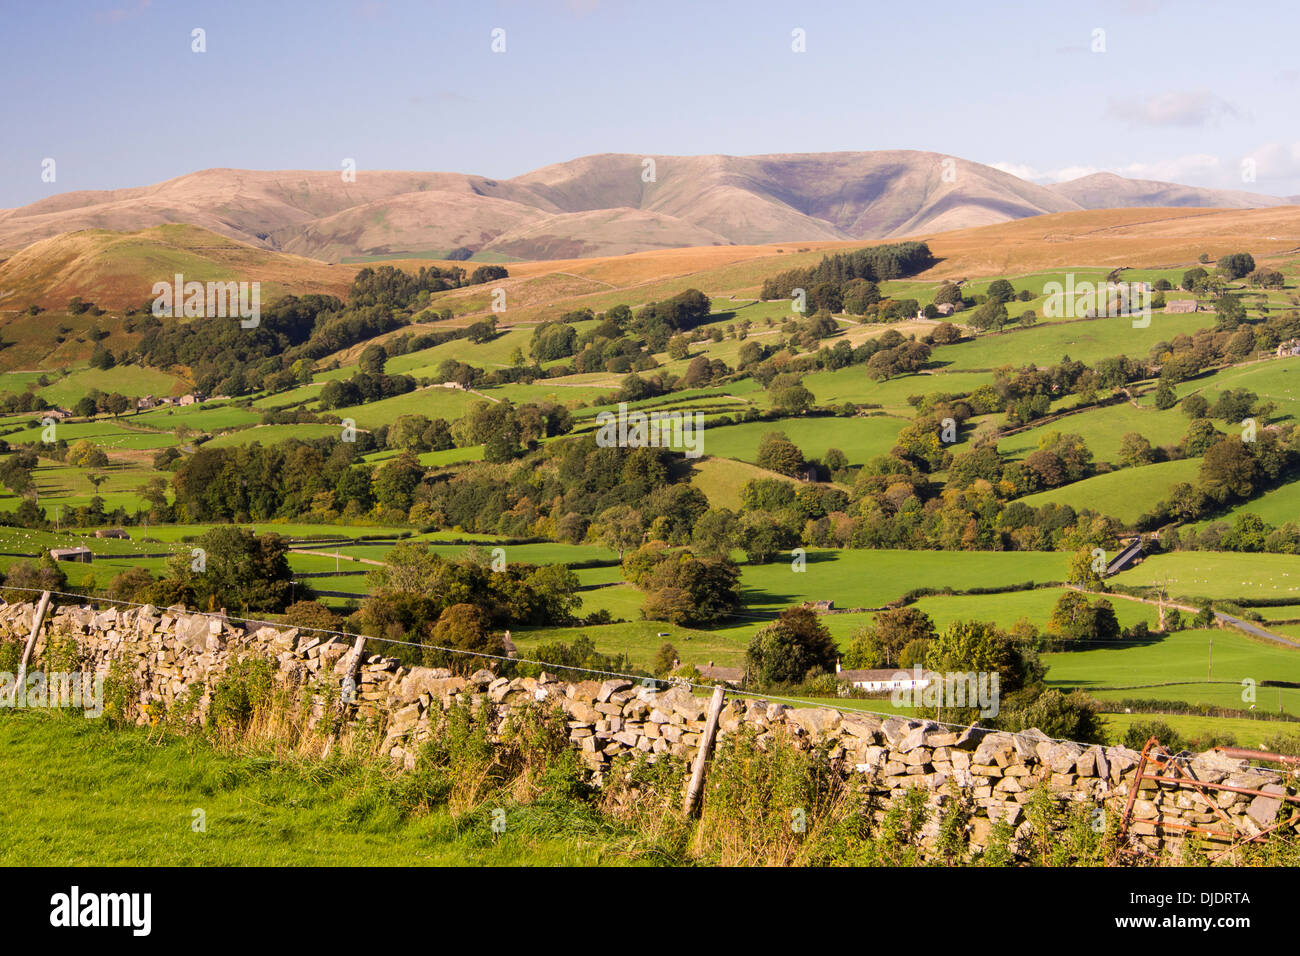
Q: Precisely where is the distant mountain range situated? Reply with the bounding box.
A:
[0,151,1291,262]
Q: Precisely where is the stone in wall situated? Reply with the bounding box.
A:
[2,598,1296,860]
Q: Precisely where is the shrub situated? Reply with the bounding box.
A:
[208,657,276,732]
[1123,719,1184,753]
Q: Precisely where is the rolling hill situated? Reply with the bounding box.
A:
[0,224,355,311]
[4,205,1300,316]
[1048,171,1292,211]
[1,151,1291,263]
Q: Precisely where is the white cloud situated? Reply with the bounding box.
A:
[1108,90,1243,128]
[1117,154,1223,182]
[1244,142,1300,180]
[992,154,1223,186]
[989,161,1041,180]
[990,161,1102,184]
[1050,164,1106,182]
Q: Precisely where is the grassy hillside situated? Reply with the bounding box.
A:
[4,211,1300,770]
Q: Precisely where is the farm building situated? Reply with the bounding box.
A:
[1106,537,1144,575]
[136,396,157,410]
[935,302,956,316]
[94,528,130,539]
[698,662,744,686]
[835,664,933,693]
[1165,299,1198,314]
[49,546,93,563]
[1277,339,1300,357]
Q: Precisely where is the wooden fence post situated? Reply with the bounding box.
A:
[682,683,727,817]
[13,590,51,703]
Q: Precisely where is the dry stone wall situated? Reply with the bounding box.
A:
[2,598,1295,858]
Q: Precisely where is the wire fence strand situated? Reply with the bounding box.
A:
[1,584,1297,775]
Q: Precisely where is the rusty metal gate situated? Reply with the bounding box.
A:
[1117,737,1300,860]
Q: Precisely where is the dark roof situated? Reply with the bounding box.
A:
[49,546,92,558]
[698,664,744,683]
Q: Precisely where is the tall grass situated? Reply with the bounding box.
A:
[9,649,1300,865]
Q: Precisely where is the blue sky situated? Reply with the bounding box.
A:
[2,0,1299,207]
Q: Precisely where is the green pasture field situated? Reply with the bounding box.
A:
[735,548,1068,616]
[133,522,413,542]
[366,445,488,467]
[362,541,618,566]
[132,403,263,432]
[563,550,1074,668]
[287,551,359,573]
[35,366,186,406]
[250,381,326,408]
[1099,711,1300,749]
[663,414,905,467]
[489,381,612,408]
[15,419,178,450]
[1253,605,1300,622]
[511,618,745,671]
[800,367,993,413]
[687,456,800,510]
[570,582,645,620]
[998,400,1190,463]
[0,462,154,515]
[910,586,1162,634]
[325,386,479,429]
[1175,356,1300,423]
[933,311,1213,371]
[720,586,1163,659]
[574,565,624,587]
[0,372,48,394]
[383,327,533,374]
[54,556,172,587]
[1189,479,1300,532]
[1020,458,1202,524]
[1113,551,1300,602]
[568,381,763,425]
[0,526,169,556]
[285,538,613,565]
[420,445,486,467]
[1044,626,1300,716]
[201,423,347,448]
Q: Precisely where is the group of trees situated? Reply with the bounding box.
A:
[349,263,497,306]
[88,531,580,676]
[358,543,580,669]
[621,541,741,627]
[630,289,713,351]
[1173,511,1300,555]
[127,262,512,399]
[1138,418,1299,529]
[1043,592,1122,647]
[318,370,417,410]
[94,526,298,614]
[759,242,935,303]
